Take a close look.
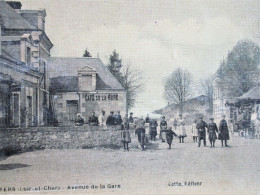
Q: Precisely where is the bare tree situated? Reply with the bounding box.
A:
[121,63,143,112]
[107,50,143,112]
[199,76,213,114]
[164,68,193,112]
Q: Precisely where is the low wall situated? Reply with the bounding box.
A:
[0,126,122,156]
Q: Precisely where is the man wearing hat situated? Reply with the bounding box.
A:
[196,116,208,147]
[208,118,218,148]
[218,115,230,147]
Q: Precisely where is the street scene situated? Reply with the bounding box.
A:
[0,0,260,194]
[0,132,259,195]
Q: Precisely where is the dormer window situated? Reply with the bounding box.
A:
[78,65,97,91]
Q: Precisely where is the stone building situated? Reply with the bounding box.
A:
[48,57,126,125]
[0,1,53,127]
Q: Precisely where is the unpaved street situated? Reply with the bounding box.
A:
[0,135,259,195]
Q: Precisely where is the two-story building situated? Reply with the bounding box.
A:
[0,1,53,127]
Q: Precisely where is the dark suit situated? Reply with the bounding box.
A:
[196,120,208,147]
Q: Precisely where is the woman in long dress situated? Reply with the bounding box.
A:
[159,116,167,142]
[121,114,131,151]
[176,114,186,143]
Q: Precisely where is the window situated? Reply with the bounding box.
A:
[26,47,31,66]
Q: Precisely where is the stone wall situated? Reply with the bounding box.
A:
[0,126,122,155]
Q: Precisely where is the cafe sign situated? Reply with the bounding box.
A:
[85,93,119,101]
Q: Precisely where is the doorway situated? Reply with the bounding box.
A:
[66,100,78,121]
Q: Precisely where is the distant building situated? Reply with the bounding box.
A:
[153,95,211,125]
[0,1,53,127]
[48,57,126,125]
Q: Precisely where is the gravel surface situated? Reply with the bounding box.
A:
[0,134,259,195]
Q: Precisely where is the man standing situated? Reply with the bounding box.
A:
[149,118,158,141]
[218,115,230,147]
[196,116,208,147]
[98,110,106,127]
[208,118,218,148]
[135,117,146,151]
[106,111,115,126]
[88,111,98,126]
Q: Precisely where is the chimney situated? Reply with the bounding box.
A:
[6,1,22,9]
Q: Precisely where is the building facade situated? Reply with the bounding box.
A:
[49,57,126,125]
[0,1,53,127]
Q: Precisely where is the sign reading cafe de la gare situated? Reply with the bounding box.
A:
[49,58,127,125]
[85,93,119,101]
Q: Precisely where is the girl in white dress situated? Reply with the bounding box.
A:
[176,114,186,143]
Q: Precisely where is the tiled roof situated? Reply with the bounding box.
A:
[0,1,36,30]
[238,85,260,100]
[50,76,78,93]
[48,57,124,90]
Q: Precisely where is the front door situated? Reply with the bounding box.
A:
[66,100,78,121]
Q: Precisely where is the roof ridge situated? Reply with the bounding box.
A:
[50,57,100,59]
[0,1,36,30]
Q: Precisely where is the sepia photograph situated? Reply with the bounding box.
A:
[0,0,259,194]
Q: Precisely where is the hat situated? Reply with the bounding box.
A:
[77,113,81,116]
[210,118,214,120]
[130,112,133,115]
[179,114,182,116]
[162,116,165,119]
[222,114,226,117]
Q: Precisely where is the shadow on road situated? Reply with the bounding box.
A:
[0,163,31,170]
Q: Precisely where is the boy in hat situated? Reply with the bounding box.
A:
[161,127,178,149]
[208,118,218,148]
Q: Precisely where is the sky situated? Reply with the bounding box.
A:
[19,0,260,116]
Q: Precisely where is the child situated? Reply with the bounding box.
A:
[191,120,198,143]
[161,127,177,149]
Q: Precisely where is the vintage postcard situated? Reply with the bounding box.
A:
[0,0,259,194]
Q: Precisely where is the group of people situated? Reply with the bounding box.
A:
[75,111,230,151]
[123,113,230,151]
[74,110,124,127]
